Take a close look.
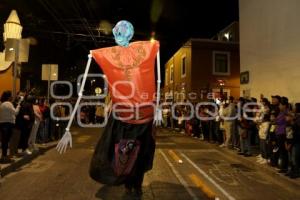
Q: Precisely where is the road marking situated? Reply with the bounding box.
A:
[182,149,219,153]
[168,150,182,163]
[189,173,217,200]
[180,152,236,200]
[76,135,91,143]
[159,150,199,200]
[156,142,176,145]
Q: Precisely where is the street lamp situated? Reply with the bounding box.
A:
[3,10,22,99]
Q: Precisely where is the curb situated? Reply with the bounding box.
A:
[0,142,57,178]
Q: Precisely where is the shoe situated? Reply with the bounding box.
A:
[219,144,225,148]
[256,154,262,158]
[25,149,32,155]
[256,157,263,162]
[259,159,267,164]
[273,147,279,153]
[233,147,240,151]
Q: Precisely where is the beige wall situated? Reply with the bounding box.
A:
[240,0,300,103]
[0,66,20,96]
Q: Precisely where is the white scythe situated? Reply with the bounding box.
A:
[56,50,162,154]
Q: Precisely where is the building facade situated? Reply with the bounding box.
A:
[239,0,300,103]
[164,22,240,102]
[0,65,20,96]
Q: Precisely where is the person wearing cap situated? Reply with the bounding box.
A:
[271,95,281,117]
[275,96,290,173]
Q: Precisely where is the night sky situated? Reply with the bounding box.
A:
[0,0,239,91]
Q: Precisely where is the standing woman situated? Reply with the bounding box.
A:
[0,91,20,163]
[27,97,42,153]
[18,95,35,153]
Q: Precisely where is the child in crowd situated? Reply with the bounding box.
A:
[257,114,271,164]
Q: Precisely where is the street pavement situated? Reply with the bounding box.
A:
[0,127,299,200]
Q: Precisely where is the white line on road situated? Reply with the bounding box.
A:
[180,152,236,200]
[181,149,219,153]
[156,142,176,145]
[159,150,199,200]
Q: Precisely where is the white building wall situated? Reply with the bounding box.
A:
[239,0,300,103]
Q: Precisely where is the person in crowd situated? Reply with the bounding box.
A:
[290,103,300,178]
[270,95,281,117]
[257,114,271,164]
[208,105,218,143]
[177,110,185,134]
[162,105,170,128]
[238,100,252,157]
[38,98,50,144]
[185,109,193,136]
[18,95,35,153]
[192,110,201,139]
[50,99,63,140]
[0,91,20,163]
[95,104,105,124]
[9,93,25,158]
[250,98,259,146]
[219,100,226,147]
[267,112,278,166]
[276,96,290,173]
[221,96,237,148]
[214,104,223,144]
[261,98,271,115]
[27,97,42,154]
[200,106,210,141]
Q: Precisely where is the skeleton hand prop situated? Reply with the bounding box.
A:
[154,108,163,126]
[56,130,73,154]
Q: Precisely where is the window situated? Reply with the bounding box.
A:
[170,64,174,83]
[181,55,186,77]
[213,51,230,75]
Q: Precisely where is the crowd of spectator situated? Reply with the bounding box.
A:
[162,95,300,179]
[0,90,67,164]
[1,89,299,180]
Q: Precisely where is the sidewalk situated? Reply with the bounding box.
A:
[0,142,57,178]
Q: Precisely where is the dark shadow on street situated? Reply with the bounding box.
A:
[95,181,205,200]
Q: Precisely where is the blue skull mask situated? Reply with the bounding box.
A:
[112,20,134,47]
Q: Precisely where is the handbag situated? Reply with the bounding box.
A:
[113,139,140,176]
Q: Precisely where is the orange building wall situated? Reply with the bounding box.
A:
[0,66,20,97]
[191,42,240,99]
